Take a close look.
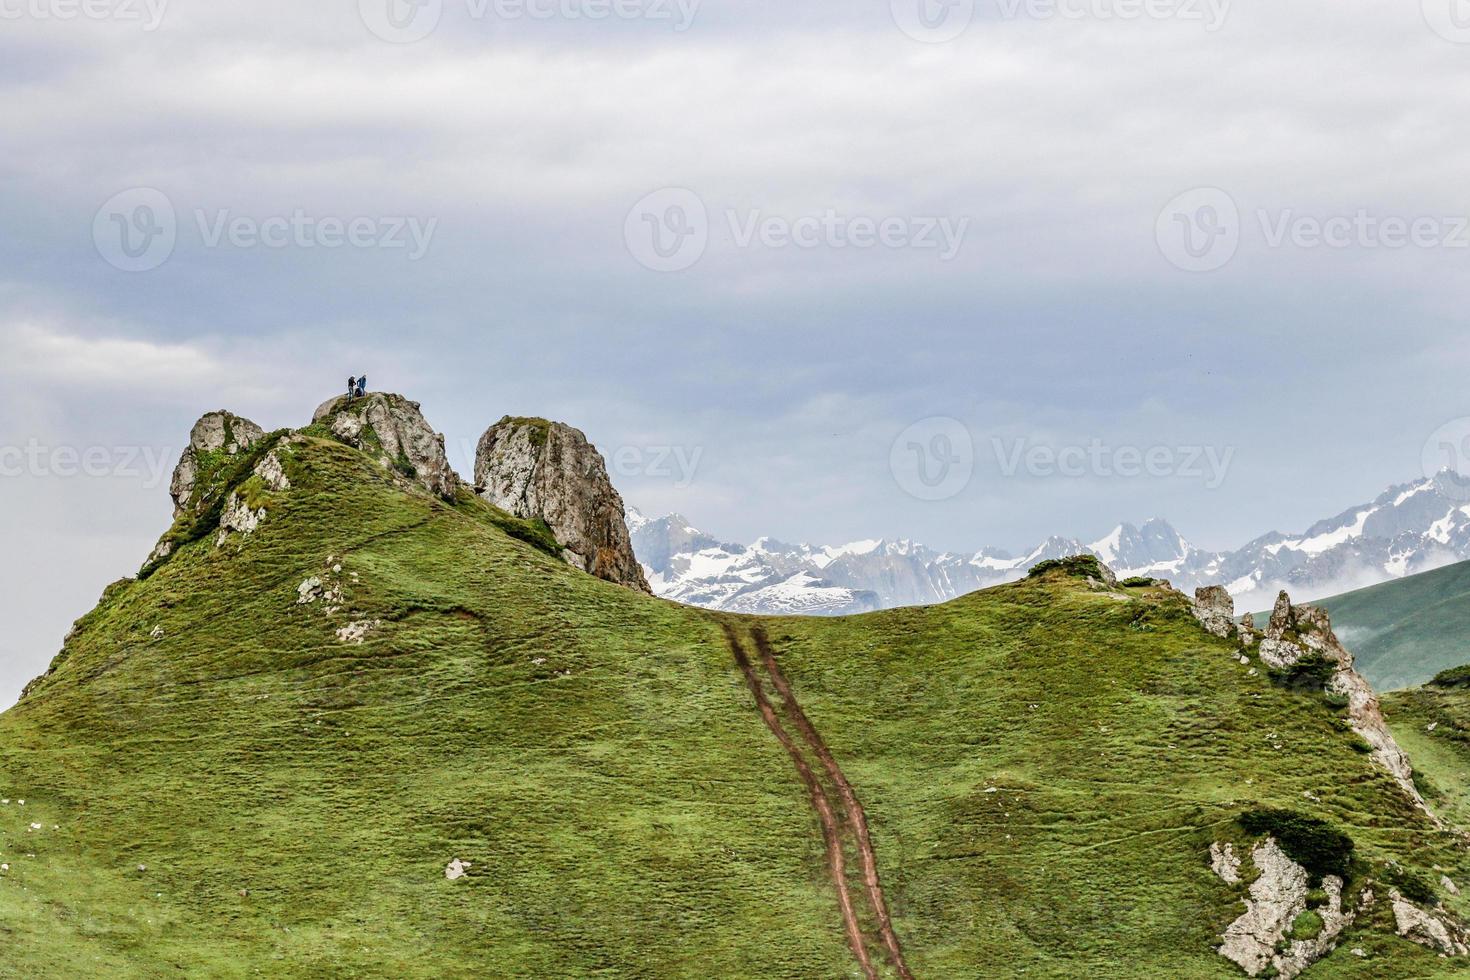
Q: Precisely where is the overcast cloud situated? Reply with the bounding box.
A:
[3,0,1470,703]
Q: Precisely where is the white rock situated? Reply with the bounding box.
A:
[445,858,471,880]
[297,578,323,604]
[336,620,381,645]
[150,625,164,639]
[1444,875,1460,896]
[254,449,291,492]
[216,491,266,546]
[1391,889,1470,956]
[1209,841,1241,884]
[1216,839,1353,980]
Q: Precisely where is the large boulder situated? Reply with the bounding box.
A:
[169,411,266,516]
[312,393,458,501]
[1191,585,1236,639]
[474,417,650,593]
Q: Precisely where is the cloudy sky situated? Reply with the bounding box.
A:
[4,0,1470,702]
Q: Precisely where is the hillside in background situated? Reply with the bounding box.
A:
[1287,561,1470,692]
[2,398,1469,977]
[630,473,1470,617]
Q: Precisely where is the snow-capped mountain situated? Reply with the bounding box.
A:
[629,471,1470,616]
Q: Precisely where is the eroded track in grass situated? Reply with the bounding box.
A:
[724,624,913,980]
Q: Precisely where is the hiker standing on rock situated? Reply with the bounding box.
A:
[357,375,368,398]
[347,375,357,400]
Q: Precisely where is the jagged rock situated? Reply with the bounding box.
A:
[1391,890,1470,955]
[1444,875,1461,896]
[445,858,471,880]
[1257,590,1428,815]
[1217,838,1352,979]
[312,393,458,501]
[474,417,650,592]
[169,411,266,516]
[216,492,266,546]
[1193,586,1237,639]
[255,450,291,491]
[1210,841,1241,883]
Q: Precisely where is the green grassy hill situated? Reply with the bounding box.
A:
[1,420,1467,977]
[1312,561,1470,692]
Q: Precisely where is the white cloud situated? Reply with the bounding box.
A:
[0,321,223,388]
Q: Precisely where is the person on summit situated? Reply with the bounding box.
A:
[356,374,368,398]
[347,375,357,400]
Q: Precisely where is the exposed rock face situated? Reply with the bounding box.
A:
[312,393,458,501]
[1391,889,1470,955]
[1216,838,1352,979]
[1192,586,1237,639]
[1210,841,1241,884]
[217,491,265,546]
[169,411,266,516]
[1255,590,1427,815]
[474,417,650,592]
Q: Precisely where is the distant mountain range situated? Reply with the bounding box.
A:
[629,470,1470,616]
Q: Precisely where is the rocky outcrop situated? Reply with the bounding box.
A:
[216,491,266,546]
[474,417,650,592]
[169,411,266,516]
[1391,889,1470,955]
[1192,586,1237,639]
[312,393,458,501]
[1215,838,1352,979]
[1255,590,1427,814]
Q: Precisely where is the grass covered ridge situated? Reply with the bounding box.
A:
[0,435,1466,977]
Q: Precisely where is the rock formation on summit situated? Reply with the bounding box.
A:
[312,392,459,501]
[474,417,650,592]
[169,411,266,516]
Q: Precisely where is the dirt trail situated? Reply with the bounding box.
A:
[752,627,915,980]
[724,623,913,979]
[723,626,878,980]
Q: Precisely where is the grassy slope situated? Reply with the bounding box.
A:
[1383,686,1470,838]
[0,436,1463,977]
[1312,560,1470,692]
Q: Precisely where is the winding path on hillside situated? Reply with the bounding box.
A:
[723,624,914,979]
